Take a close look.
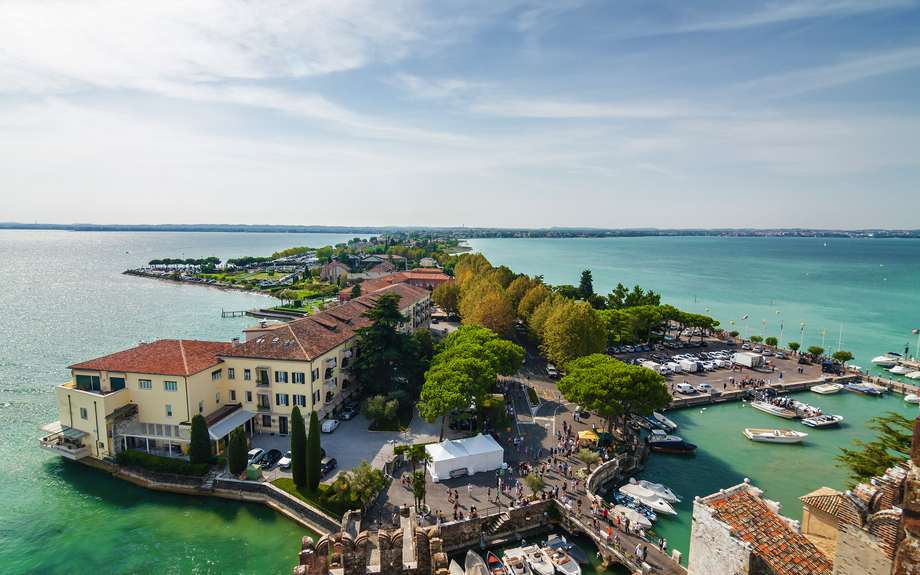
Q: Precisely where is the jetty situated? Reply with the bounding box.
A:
[221,309,249,317]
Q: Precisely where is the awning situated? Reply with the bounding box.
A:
[40,421,89,439]
[323,380,337,393]
[208,409,258,440]
[105,404,138,421]
[331,393,346,406]
[315,406,330,418]
[578,430,599,442]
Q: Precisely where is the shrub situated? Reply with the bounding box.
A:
[116,450,209,477]
[527,387,539,406]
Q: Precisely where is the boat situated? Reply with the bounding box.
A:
[618,483,677,515]
[612,492,658,522]
[502,548,532,575]
[487,552,508,575]
[466,551,490,575]
[843,384,884,397]
[750,400,797,419]
[612,505,653,529]
[646,429,697,453]
[890,365,912,375]
[873,353,901,367]
[906,371,920,380]
[743,428,808,443]
[653,411,677,432]
[633,478,681,502]
[450,560,466,575]
[811,383,843,395]
[539,542,581,575]
[521,544,554,575]
[905,394,920,404]
[801,414,843,428]
[544,535,588,565]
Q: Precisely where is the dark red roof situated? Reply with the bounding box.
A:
[69,339,231,376]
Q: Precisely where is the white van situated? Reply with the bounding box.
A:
[676,383,695,394]
[667,362,682,374]
[546,364,559,378]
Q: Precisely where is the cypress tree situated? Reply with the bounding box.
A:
[188,414,212,465]
[290,406,307,486]
[228,426,247,476]
[307,411,321,490]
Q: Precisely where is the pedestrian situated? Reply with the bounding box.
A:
[488,489,492,503]
[636,544,642,562]
[468,483,473,498]
[447,486,452,502]
[663,538,667,552]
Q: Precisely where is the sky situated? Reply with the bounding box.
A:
[1,0,918,229]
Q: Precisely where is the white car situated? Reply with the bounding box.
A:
[321,419,340,433]
[278,450,292,469]
[762,349,773,356]
[247,448,265,466]
[697,383,715,393]
[701,361,715,371]
[741,343,751,350]
[776,352,787,359]
[753,346,763,353]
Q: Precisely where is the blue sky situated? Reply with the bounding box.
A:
[1,0,918,229]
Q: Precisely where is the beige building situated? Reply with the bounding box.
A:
[39,283,433,462]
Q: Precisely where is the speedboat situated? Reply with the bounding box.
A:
[905,394,920,404]
[487,552,509,575]
[843,384,884,397]
[544,535,589,564]
[502,548,532,575]
[890,365,912,375]
[646,429,697,453]
[801,414,843,428]
[653,411,677,432]
[612,492,657,522]
[906,371,920,380]
[743,428,808,443]
[618,483,677,515]
[873,353,901,367]
[633,478,681,502]
[750,400,797,419]
[466,551,490,575]
[540,542,581,575]
[450,560,466,575]
[811,383,842,395]
[613,505,653,529]
[521,544,554,575]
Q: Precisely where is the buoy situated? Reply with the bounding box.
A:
[777,310,780,314]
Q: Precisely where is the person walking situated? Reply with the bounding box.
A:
[468,483,473,499]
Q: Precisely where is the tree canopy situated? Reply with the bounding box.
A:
[833,350,854,364]
[541,302,607,367]
[349,293,424,396]
[578,270,594,301]
[188,414,211,465]
[836,412,913,485]
[290,406,307,486]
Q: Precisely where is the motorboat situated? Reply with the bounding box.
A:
[539,543,581,575]
[613,505,653,529]
[466,551,490,575]
[450,560,466,575]
[750,400,797,419]
[633,478,681,502]
[520,544,554,575]
[646,429,697,453]
[890,365,912,375]
[487,552,509,575]
[502,548,532,575]
[544,535,589,564]
[905,394,920,404]
[873,353,901,367]
[801,414,843,428]
[743,428,808,443]
[811,383,843,395]
[906,371,920,380]
[618,483,677,515]
[653,411,677,432]
[612,492,657,522]
[843,384,884,397]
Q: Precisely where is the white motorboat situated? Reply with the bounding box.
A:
[450,560,466,575]
[539,545,581,575]
[873,353,901,367]
[652,411,677,432]
[811,383,843,395]
[905,394,920,404]
[743,428,808,444]
[466,550,490,575]
[503,548,532,575]
[521,545,554,575]
[613,505,653,529]
[618,483,677,515]
[906,371,920,380]
[633,478,681,502]
[801,414,843,428]
[890,365,912,375]
[750,400,797,419]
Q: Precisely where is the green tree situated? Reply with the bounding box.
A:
[277,288,299,306]
[517,284,552,320]
[350,284,362,299]
[307,411,321,491]
[414,328,437,366]
[729,331,740,338]
[789,342,801,353]
[836,412,912,485]
[523,473,545,499]
[432,281,461,319]
[578,270,594,301]
[578,448,601,472]
[833,350,854,365]
[350,293,424,396]
[542,302,607,367]
[412,470,427,512]
[808,346,825,357]
[290,406,307,486]
[228,426,247,476]
[188,414,212,465]
[347,460,390,504]
[418,364,470,441]
[749,335,763,344]
[765,337,778,348]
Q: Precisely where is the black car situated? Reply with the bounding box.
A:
[339,401,361,421]
[261,449,283,469]
[448,415,477,431]
[320,457,337,476]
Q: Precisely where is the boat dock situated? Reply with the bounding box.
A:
[220,309,249,317]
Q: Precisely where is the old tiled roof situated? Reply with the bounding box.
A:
[221,283,429,362]
[799,487,842,517]
[707,492,833,575]
[369,262,396,273]
[69,339,231,376]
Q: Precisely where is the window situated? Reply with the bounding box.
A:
[216,392,220,404]
[164,381,177,392]
[246,391,252,403]
[229,390,236,402]
[139,379,152,390]
[110,377,126,391]
[166,405,172,418]
[275,393,289,407]
[76,374,101,391]
[311,368,319,382]
[228,368,235,380]
[198,401,204,414]
[294,394,307,407]
[262,415,272,427]
[211,369,222,381]
[274,371,288,384]
[244,369,251,381]
[312,390,320,405]
[293,372,305,384]
[80,407,88,419]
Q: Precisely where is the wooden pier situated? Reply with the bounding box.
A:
[221,309,250,318]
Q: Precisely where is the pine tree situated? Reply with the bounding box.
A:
[307,411,321,490]
[188,414,212,465]
[228,426,247,475]
[290,406,307,486]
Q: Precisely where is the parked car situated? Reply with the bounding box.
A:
[676,383,695,394]
[247,448,265,466]
[546,364,559,379]
[741,343,751,350]
[762,349,773,356]
[339,401,361,420]
[776,352,787,359]
[753,346,763,353]
[261,449,283,469]
[726,339,735,346]
[320,457,337,477]
[278,451,292,469]
[697,383,715,393]
[321,419,340,433]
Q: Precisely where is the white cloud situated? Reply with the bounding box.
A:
[471,98,683,119]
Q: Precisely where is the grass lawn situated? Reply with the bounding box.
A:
[368,406,414,432]
[271,478,351,519]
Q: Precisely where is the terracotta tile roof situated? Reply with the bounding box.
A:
[799,487,842,517]
[707,492,833,575]
[369,262,396,273]
[69,339,231,376]
[221,283,429,362]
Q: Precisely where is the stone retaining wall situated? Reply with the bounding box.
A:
[213,477,341,534]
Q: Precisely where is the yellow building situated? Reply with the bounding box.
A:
[39,283,433,461]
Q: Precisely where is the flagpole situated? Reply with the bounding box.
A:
[800,323,805,348]
[780,321,784,348]
[822,330,826,351]
[838,325,842,351]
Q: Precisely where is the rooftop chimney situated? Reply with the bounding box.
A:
[232,337,240,348]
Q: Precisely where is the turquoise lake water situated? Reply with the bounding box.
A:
[2,231,917,574]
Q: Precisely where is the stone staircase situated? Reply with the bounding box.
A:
[485,512,511,536]
[199,470,217,493]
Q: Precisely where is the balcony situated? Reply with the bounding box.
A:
[257,404,272,413]
[342,350,353,359]
[255,378,271,388]
[38,422,91,460]
[324,358,337,369]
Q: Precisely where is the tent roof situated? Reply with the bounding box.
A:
[426,439,470,462]
[578,430,599,441]
[455,433,503,456]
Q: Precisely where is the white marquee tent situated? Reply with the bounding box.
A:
[425,433,504,482]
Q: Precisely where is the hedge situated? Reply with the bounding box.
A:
[116,450,210,477]
[527,387,540,406]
